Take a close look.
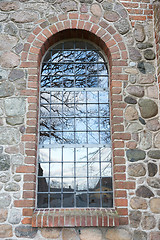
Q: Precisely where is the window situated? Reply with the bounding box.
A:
[37,40,113,208]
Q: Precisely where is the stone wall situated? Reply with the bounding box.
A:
[0,0,160,239]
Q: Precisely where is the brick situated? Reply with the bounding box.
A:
[22,217,32,224]
[56,22,64,31]
[33,26,42,35]
[71,20,77,29]
[117,208,128,216]
[119,217,128,225]
[114,165,126,173]
[91,24,99,34]
[37,33,47,42]
[24,174,36,182]
[27,34,35,43]
[80,14,89,20]
[114,173,126,180]
[90,16,100,24]
[115,190,127,198]
[113,149,124,157]
[84,22,92,31]
[23,209,34,216]
[23,191,35,199]
[16,165,35,173]
[59,13,68,21]
[115,181,135,189]
[14,200,35,207]
[115,199,128,206]
[113,141,124,148]
[113,133,131,140]
[22,134,36,141]
[63,20,71,29]
[69,13,79,19]
[23,183,36,190]
[113,157,125,165]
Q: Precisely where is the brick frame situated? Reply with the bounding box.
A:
[15,13,133,227]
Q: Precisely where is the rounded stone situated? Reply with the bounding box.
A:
[0,13,8,22]
[148,162,157,177]
[124,96,137,104]
[59,0,78,12]
[128,163,146,177]
[127,123,143,132]
[4,22,18,37]
[130,197,147,209]
[136,42,153,49]
[125,106,138,121]
[148,150,160,159]
[6,116,24,126]
[146,118,160,131]
[134,24,145,42]
[9,69,24,82]
[105,228,132,240]
[4,182,20,192]
[114,18,130,35]
[0,193,11,208]
[127,85,144,97]
[11,154,23,166]
[139,131,152,150]
[154,132,160,148]
[144,49,155,60]
[11,11,39,23]
[0,172,10,183]
[0,1,19,11]
[80,228,102,240]
[8,209,21,224]
[141,214,156,230]
[0,81,14,98]
[133,230,147,240]
[41,228,61,238]
[128,47,142,61]
[0,154,10,171]
[138,73,155,84]
[104,11,119,22]
[5,98,25,117]
[137,61,154,74]
[0,224,13,238]
[0,34,18,51]
[136,186,154,198]
[129,75,136,84]
[125,68,138,74]
[0,127,20,145]
[15,225,37,238]
[126,149,146,162]
[0,209,8,223]
[114,2,127,18]
[90,4,102,17]
[0,51,20,68]
[13,175,21,182]
[147,178,160,188]
[102,1,113,11]
[146,85,158,99]
[139,117,146,125]
[62,228,78,240]
[129,210,141,228]
[138,99,158,119]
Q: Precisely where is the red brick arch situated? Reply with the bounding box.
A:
[16,13,133,227]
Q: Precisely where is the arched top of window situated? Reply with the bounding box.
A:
[41,40,109,89]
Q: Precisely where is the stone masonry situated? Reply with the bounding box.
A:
[0,0,160,239]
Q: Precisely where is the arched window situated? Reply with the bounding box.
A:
[37,40,113,208]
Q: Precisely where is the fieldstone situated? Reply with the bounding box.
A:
[19,29,28,39]
[148,150,160,159]
[131,133,138,142]
[147,178,160,188]
[129,75,136,84]
[4,23,18,37]
[134,24,145,42]
[0,1,19,11]
[137,61,154,74]
[90,4,102,17]
[136,186,154,198]
[15,79,26,90]
[80,0,93,3]
[146,86,158,99]
[13,175,21,182]
[102,1,113,11]
[0,51,20,68]
[114,2,127,18]
[80,228,102,240]
[62,228,78,240]
[15,43,24,54]
[0,172,10,183]
[128,47,142,61]
[5,146,19,154]
[130,197,147,209]
[127,85,144,97]
[124,96,137,104]
[128,163,146,177]
[126,141,137,149]
[138,73,155,84]
[140,131,152,150]
[138,99,158,119]
[125,106,138,121]
[126,149,146,162]
[127,123,143,132]
[146,118,160,131]
[129,210,141,228]
[114,18,130,35]
[41,228,61,238]
[104,11,119,22]
[11,11,39,23]
[139,117,146,125]
[150,232,160,240]
[60,1,78,11]
[11,154,23,165]
[0,81,14,98]
[144,49,155,60]
[4,98,25,117]
[148,162,157,177]
[0,224,13,238]
[4,182,20,192]
[0,209,8,223]
[0,34,18,51]
[136,42,153,49]
[0,69,8,80]
[6,117,24,126]
[0,13,8,21]
[141,213,156,230]
[8,209,21,224]
[0,154,10,171]
[125,68,138,74]
[15,225,37,238]
[0,193,11,208]
[133,230,147,240]
[80,4,88,13]
[154,132,160,149]
[0,127,20,145]
[105,228,131,240]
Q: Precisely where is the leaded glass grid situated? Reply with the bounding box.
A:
[37,40,113,208]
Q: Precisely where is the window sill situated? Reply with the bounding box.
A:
[32,208,119,227]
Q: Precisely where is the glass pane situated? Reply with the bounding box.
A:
[38,163,49,177]
[87,92,98,103]
[50,194,61,207]
[39,149,49,162]
[75,91,86,103]
[38,177,48,192]
[88,178,99,190]
[99,92,109,103]
[63,148,74,162]
[76,163,87,177]
[40,105,50,117]
[63,50,74,61]
[40,118,50,131]
[51,104,62,117]
[88,148,99,162]
[101,148,112,162]
[76,148,87,162]
[50,178,61,191]
[88,162,99,177]
[76,178,87,191]
[75,104,86,117]
[51,92,62,103]
[75,63,86,75]
[102,193,113,207]
[88,131,99,144]
[75,132,86,144]
[88,118,98,131]
[63,118,74,131]
[63,104,74,117]
[63,163,74,177]
[63,178,74,191]
[87,76,98,87]
[100,131,111,144]
[63,76,74,88]
[51,118,62,131]
[63,92,74,103]
[76,193,87,207]
[50,76,63,87]
[50,163,61,177]
[75,76,86,87]
[101,177,112,190]
[63,194,74,207]
[101,162,112,177]
[99,104,109,117]
[87,104,98,117]
[39,131,50,145]
[51,132,62,144]
[50,50,62,63]
[75,118,86,131]
[37,193,48,208]
[89,193,100,207]
[100,118,110,131]
[98,76,108,88]
[63,132,74,144]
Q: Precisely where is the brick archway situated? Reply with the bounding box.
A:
[16,13,132,226]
